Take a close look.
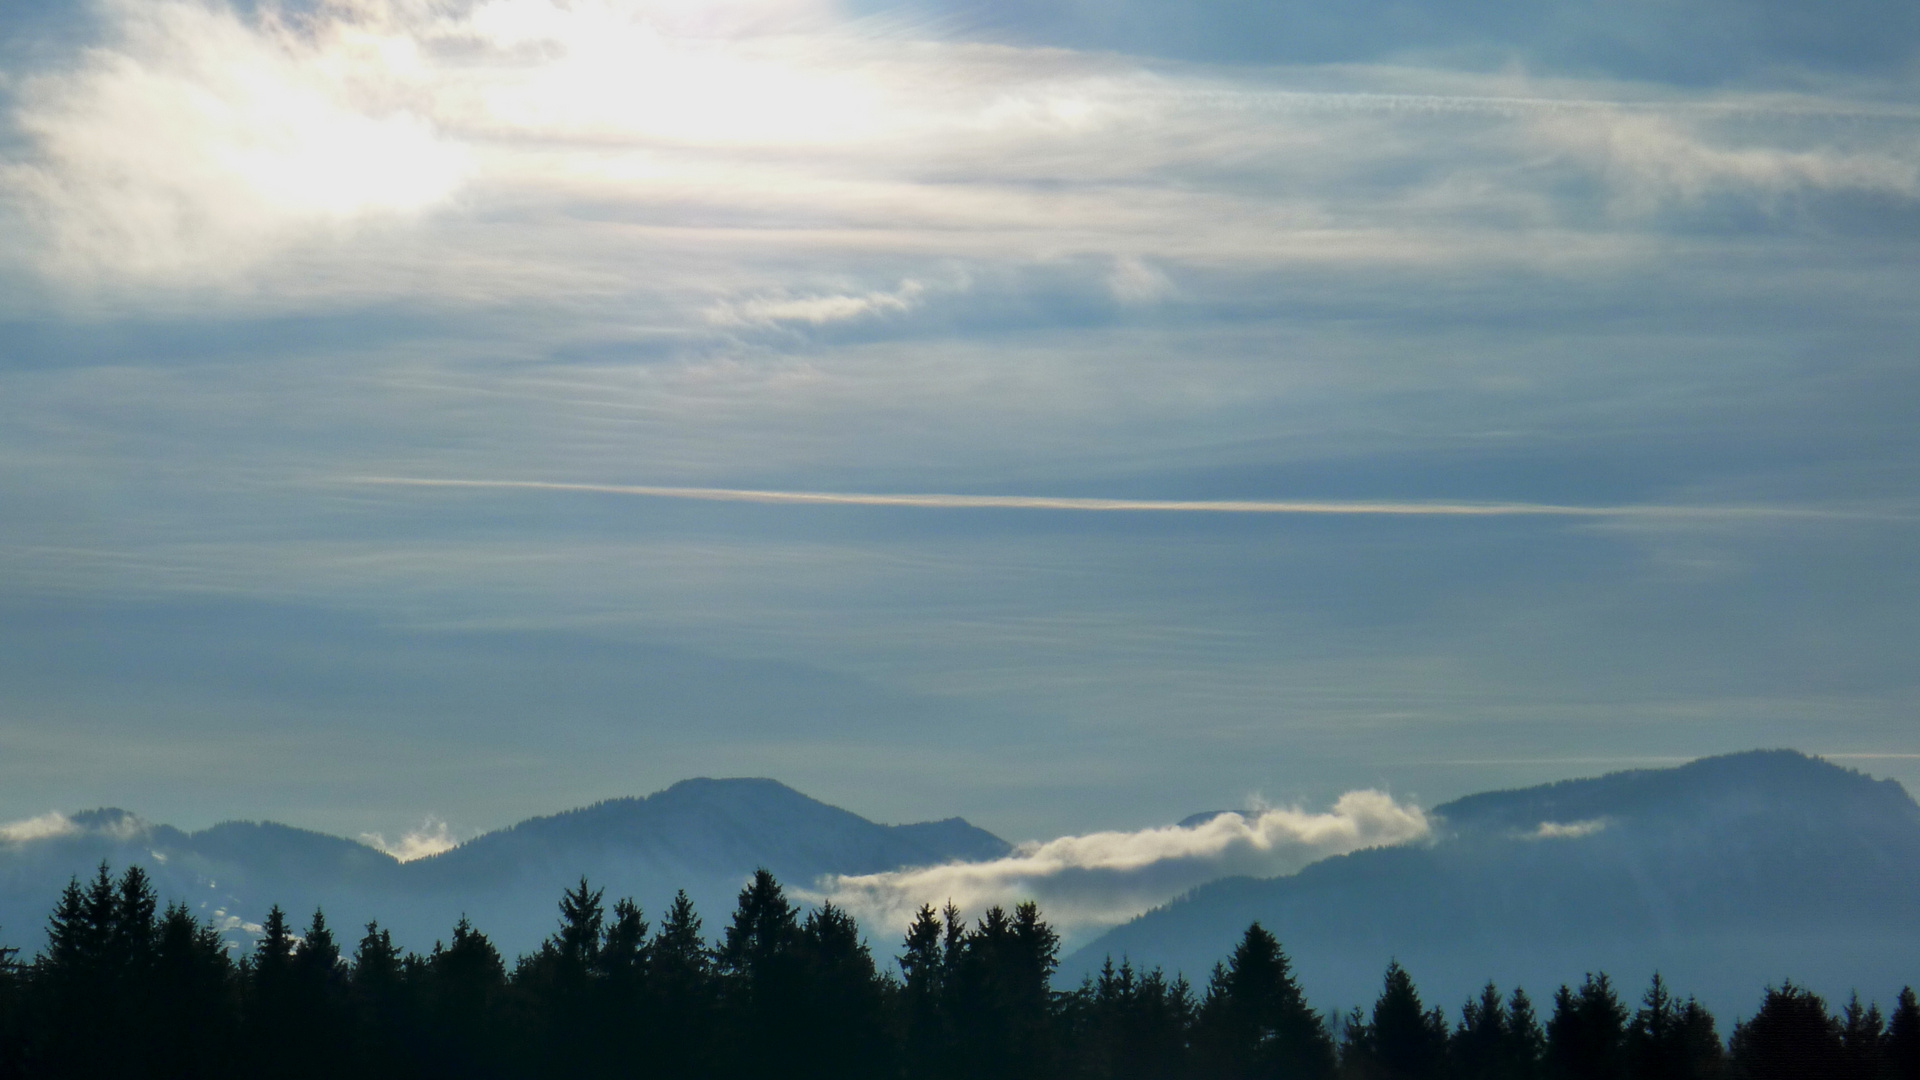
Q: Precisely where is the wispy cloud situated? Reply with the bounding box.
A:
[815,791,1429,942]
[345,476,1885,521]
[1531,818,1608,840]
[0,811,81,844]
[709,279,928,327]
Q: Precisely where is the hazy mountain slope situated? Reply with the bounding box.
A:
[397,778,1010,953]
[0,779,1008,959]
[1068,751,1920,1019]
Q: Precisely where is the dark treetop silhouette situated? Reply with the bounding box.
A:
[1,862,1916,1080]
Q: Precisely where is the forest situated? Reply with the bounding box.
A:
[0,863,1914,1080]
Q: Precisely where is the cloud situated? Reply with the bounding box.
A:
[359,817,460,862]
[1531,819,1608,839]
[0,811,81,844]
[813,790,1429,941]
[5,0,468,282]
[710,279,928,327]
[344,476,1886,521]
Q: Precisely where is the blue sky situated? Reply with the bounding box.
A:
[1,0,1917,845]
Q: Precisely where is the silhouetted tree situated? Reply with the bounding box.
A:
[1071,957,1193,1080]
[650,889,715,1079]
[1887,988,1920,1080]
[946,902,1063,1080]
[1193,923,1334,1080]
[0,928,18,1080]
[149,902,238,1079]
[794,901,891,1080]
[517,877,608,1078]
[1341,961,1446,1080]
[899,903,953,1080]
[419,916,510,1079]
[1547,974,1628,1080]
[350,921,412,1079]
[718,869,807,1078]
[1453,982,1546,1080]
[1625,974,1722,1080]
[240,904,301,1076]
[1729,983,1843,1080]
[1838,993,1886,1080]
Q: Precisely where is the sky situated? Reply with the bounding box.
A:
[2,0,1918,847]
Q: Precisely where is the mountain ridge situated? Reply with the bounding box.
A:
[0,777,1010,958]
[1068,750,1920,1017]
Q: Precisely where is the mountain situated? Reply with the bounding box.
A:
[0,778,1009,959]
[1068,750,1920,1019]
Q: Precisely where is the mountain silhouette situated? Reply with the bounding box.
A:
[1067,750,1920,1017]
[0,778,1008,959]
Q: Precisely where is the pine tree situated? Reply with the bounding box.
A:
[946,903,1064,1080]
[151,902,238,1079]
[1888,988,1920,1080]
[241,905,301,1076]
[1072,957,1193,1080]
[1625,974,1722,1080]
[1508,987,1547,1079]
[422,916,509,1079]
[349,921,411,1079]
[518,877,610,1078]
[594,897,651,1078]
[649,890,714,1080]
[1454,983,1528,1080]
[795,901,890,1080]
[717,870,806,1079]
[1345,961,1446,1080]
[1193,923,1335,1080]
[1546,974,1628,1080]
[899,904,952,1080]
[1837,993,1886,1080]
[1728,983,1843,1080]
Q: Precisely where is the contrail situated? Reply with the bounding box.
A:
[344,477,1877,520]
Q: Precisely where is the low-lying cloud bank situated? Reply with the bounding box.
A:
[816,790,1429,943]
[359,817,460,863]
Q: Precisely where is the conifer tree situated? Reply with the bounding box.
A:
[421,916,509,1079]
[1454,982,1544,1080]
[649,890,715,1080]
[1508,987,1548,1078]
[1887,988,1920,1080]
[1546,974,1628,1080]
[946,903,1064,1080]
[1193,923,1334,1080]
[519,877,610,1078]
[899,903,953,1080]
[795,901,890,1080]
[150,902,238,1080]
[349,921,411,1080]
[718,870,806,1079]
[1342,961,1446,1080]
[1624,974,1722,1080]
[1836,993,1886,1080]
[1072,957,1193,1080]
[593,897,651,1079]
[1728,983,1843,1080]
[242,904,301,1076]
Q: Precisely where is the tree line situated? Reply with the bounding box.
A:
[1,863,1917,1080]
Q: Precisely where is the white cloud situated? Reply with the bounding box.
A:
[359,816,460,862]
[5,0,468,282]
[1531,818,1608,839]
[0,811,81,844]
[814,790,1429,942]
[710,279,928,326]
